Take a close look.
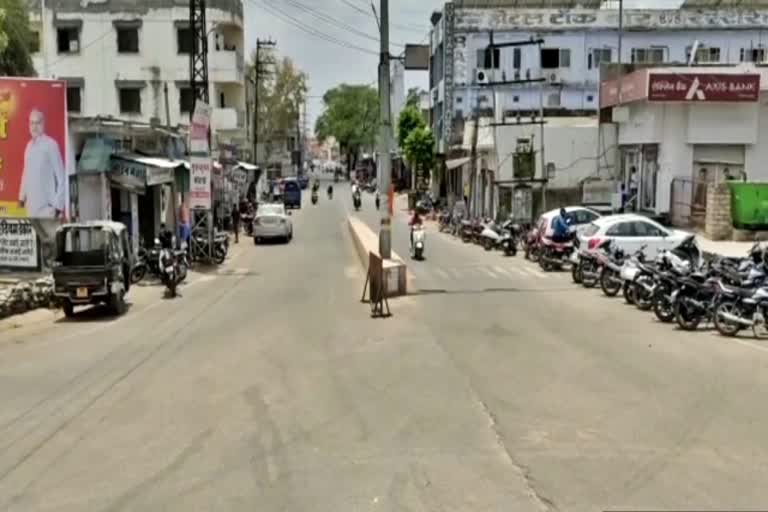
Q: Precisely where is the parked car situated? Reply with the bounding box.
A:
[283,178,302,209]
[52,221,133,317]
[253,203,293,244]
[538,206,602,238]
[578,213,691,259]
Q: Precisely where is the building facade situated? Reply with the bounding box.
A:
[429,0,768,152]
[28,0,247,154]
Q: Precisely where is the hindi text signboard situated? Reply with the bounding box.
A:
[0,219,38,269]
[189,156,212,209]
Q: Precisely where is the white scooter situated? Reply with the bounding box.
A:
[410,224,426,260]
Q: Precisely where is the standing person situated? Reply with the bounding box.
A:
[231,203,241,244]
[18,109,66,218]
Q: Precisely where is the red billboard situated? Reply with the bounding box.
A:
[0,78,68,219]
[599,69,649,108]
[648,73,760,102]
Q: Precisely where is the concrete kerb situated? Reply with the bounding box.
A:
[347,216,409,297]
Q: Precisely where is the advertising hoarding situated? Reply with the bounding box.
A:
[0,78,69,219]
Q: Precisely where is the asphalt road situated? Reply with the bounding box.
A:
[0,176,767,511]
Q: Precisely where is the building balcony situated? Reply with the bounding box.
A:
[210,49,244,84]
[212,107,245,131]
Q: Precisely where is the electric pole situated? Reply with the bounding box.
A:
[253,38,276,167]
[377,0,392,259]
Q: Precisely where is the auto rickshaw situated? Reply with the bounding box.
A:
[52,221,133,317]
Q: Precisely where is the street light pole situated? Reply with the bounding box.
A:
[377,0,392,259]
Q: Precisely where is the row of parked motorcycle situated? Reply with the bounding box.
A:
[130,231,230,297]
[568,234,768,337]
[437,212,525,257]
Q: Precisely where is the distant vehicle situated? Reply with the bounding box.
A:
[253,203,293,244]
[283,178,302,209]
[52,221,132,317]
[579,213,692,259]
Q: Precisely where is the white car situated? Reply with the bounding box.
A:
[253,203,293,244]
[579,213,691,258]
[536,206,602,238]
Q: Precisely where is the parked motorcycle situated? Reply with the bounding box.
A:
[538,236,575,272]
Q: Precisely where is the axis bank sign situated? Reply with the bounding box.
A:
[648,73,760,102]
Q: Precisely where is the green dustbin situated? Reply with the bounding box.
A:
[729,182,768,229]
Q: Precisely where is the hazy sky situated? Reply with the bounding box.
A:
[244,0,445,130]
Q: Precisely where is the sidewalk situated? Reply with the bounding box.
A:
[696,237,753,258]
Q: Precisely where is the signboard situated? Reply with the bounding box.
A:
[145,166,174,186]
[599,70,649,108]
[404,44,430,70]
[648,73,760,102]
[0,219,38,269]
[109,157,146,193]
[190,101,211,154]
[456,8,768,32]
[0,78,69,219]
[189,156,212,209]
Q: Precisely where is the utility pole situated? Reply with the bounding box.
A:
[469,94,480,218]
[377,0,392,259]
[253,39,276,167]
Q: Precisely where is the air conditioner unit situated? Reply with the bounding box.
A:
[476,69,490,84]
[549,72,559,84]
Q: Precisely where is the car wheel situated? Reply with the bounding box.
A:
[62,301,75,318]
[110,291,126,316]
[254,237,260,245]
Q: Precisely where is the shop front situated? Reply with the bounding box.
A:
[601,65,766,221]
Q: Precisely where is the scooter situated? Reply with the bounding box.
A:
[159,247,179,298]
[311,191,318,205]
[410,225,426,260]
[353,193,362,211]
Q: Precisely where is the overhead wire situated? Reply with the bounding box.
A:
[341,0,430,33]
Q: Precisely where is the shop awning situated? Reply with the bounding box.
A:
[114,154,185,186]
[446,156,471,170]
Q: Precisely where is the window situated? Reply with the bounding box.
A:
[631,47,665,64]
[57,27,80,54]
[686,46,720,63]
[740,47,766,63]
[118,88,141,114]
[67,86,82,113]
[606,222,634,237]
[476,47,500,69]
[513,95,519,103]
[29,30,40,53]
[573,209,599,224]
[588,48,612,69]
[177,27,195,54]
[117,27,139,53]
[455,96,463,104]
[541,48,570,69]
[513,47,521,69]
[633,221,666,237]
[179,87,194,114]
[586,95,594,102]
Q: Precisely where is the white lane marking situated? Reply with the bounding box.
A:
[508,266,528,277]
[435,268,450,279]
[482,267,499,279]
[449,268,463,279]
[493,266,513,278]
[531,269,550,279]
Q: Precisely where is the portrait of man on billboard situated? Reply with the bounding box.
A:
[18,108,66,218]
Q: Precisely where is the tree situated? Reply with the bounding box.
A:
[315,83,378,175]
[249,54,308,164]
[406,87,424,108]
[397,105,425,150]
[0,0,36,76]
[403,126,436,190]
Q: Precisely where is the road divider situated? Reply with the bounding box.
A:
[347,216,408,297]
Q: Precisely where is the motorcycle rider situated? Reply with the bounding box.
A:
[408,210,423,246]
[551,208,572,243]
[159,223,174,250]
[375,189,380,210]
[327,184,334,198]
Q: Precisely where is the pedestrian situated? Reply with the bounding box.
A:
[231,203,240,244]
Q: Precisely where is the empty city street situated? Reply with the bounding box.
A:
[0,184,767,511]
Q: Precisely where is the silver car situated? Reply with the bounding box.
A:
[253,203,293,244]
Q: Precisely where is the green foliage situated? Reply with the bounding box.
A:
[397,105,425,150]
[249,53,308,161]
[0,0,36,77]
[315,83,378,155]
[406,87,423,108]
[403,126,435,175]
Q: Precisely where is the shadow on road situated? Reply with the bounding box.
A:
[54,302,135,323]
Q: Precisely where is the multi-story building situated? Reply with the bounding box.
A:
[429,0,768,152]
[27,0,247,153]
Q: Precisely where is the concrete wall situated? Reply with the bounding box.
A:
[494,119,616,189]
[31,2,245,141]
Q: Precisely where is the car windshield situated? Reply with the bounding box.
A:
[258,205,284,216]
[582,223,600,237]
